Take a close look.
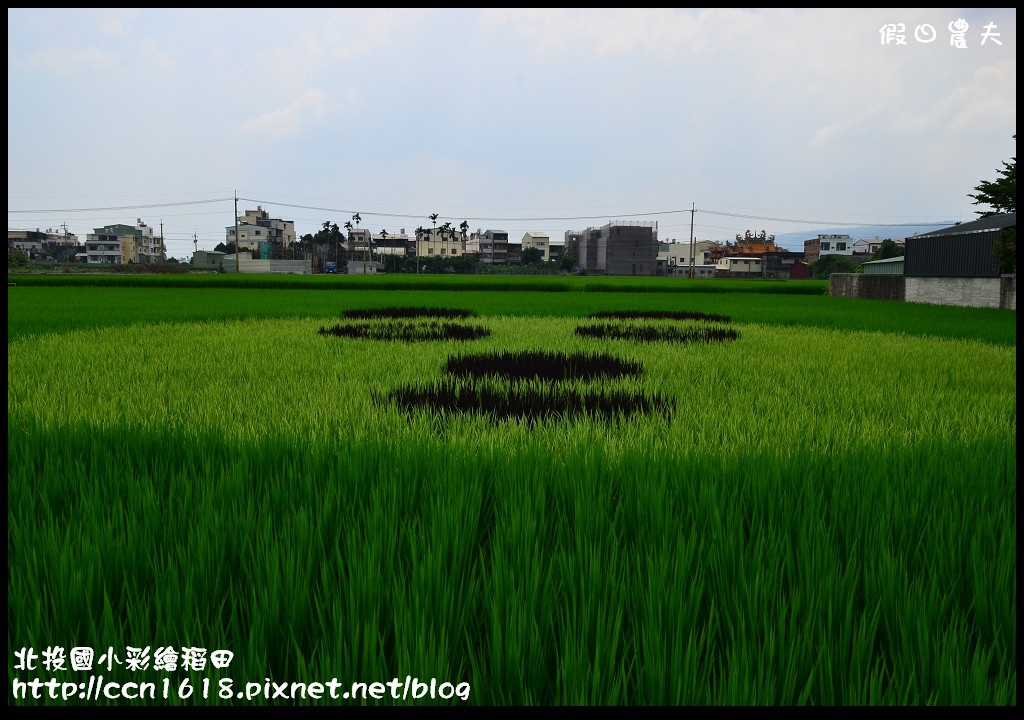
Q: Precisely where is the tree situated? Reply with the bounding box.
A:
[969,136,1016,273]
[869,239,905,261]
[969,135,1016,216]
[343,221,353,265]
[520,247,543,265]
[558,249,579,273]
[415,226,425,274]
[809,254,857,279]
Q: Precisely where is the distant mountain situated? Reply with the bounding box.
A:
[764,224,957,252]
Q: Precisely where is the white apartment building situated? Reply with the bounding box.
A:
[85,218,165,264]
[661,240,715,269]
[226,206,296,252]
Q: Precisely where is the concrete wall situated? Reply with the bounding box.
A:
[829,273,1016,309]
[905,276,1004,309]
[1001,274,1016,310]
[829,274,905,301]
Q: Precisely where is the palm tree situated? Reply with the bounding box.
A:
[415,225,425,274]
[380,229,389,272]
[352,213,364,273]
[440,221,458,262]
[428,214,439,273]
[343,221,353,267]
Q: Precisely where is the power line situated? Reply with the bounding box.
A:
[7,198,233,213]
[7,194,956,229]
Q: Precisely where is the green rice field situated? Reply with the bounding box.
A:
[7,275,1017,705]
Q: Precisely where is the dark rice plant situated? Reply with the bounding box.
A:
[575,321,739,344]
[444,350,643,382]
[341,306,478,319]
[319,319,491,341]
[590,309,732,323]
[385,379,674,423]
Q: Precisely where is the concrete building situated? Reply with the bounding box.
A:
[521,232,551,262]
[226,206,296,252]
[715,256,763,278]
[804,233,854,264]
[466,229,507,265]
[661,240,715,271]
[85,218,165,264]
[575,221,658,275]
[8,228,80,260]
[372,229,410,258]
[414,226,467,261]
[852,237,905,256]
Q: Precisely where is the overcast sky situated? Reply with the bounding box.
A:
[7,8,1017,258]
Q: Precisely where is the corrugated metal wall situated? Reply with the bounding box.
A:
[904,230,1000,278]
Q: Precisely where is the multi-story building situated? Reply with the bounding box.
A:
[661,240,715,271]
[85,219,164,264]
[372,228,410,258]
[762,250,806,279]
[804,233,854,264]
[521,232,550,262]
[466,229,507,265]
[348,228,373,260]
[226,206,296,252]
[574,221,658,275]
[8,228,79,259]
[413,226,467,261]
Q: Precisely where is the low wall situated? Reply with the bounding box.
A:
[829,274,1016,310]
[828,274,904,301]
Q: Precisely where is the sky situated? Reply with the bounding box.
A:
[7,8,1017,259]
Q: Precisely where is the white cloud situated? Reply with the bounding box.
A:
[239,87,356,140]
[19,46,118,75]
[138,39,176,70]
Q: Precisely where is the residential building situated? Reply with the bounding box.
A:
[226,206,296,252]
[414,226,468,261]
[85,218,164,264]
[661,240,715,271]
[9,228,79,259]
[852,236,905,256]
[803,233,854,264]
[507,242,521,265]
[762,250,806,279]
[715,256,763,278]
[347,228,373,261]
[372,228,410,258]
[521,232,550,262]
[466,229,507,265]
[575,221,658,275]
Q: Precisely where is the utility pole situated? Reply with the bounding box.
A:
[234,192,240,273]
[688,203,695,279]
[160,219,164,263]
[194,233,198,255]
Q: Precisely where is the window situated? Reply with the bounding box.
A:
[821,242,831,251]
[837,242,846,251]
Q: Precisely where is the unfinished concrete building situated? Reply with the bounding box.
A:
[574,221,658,275]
